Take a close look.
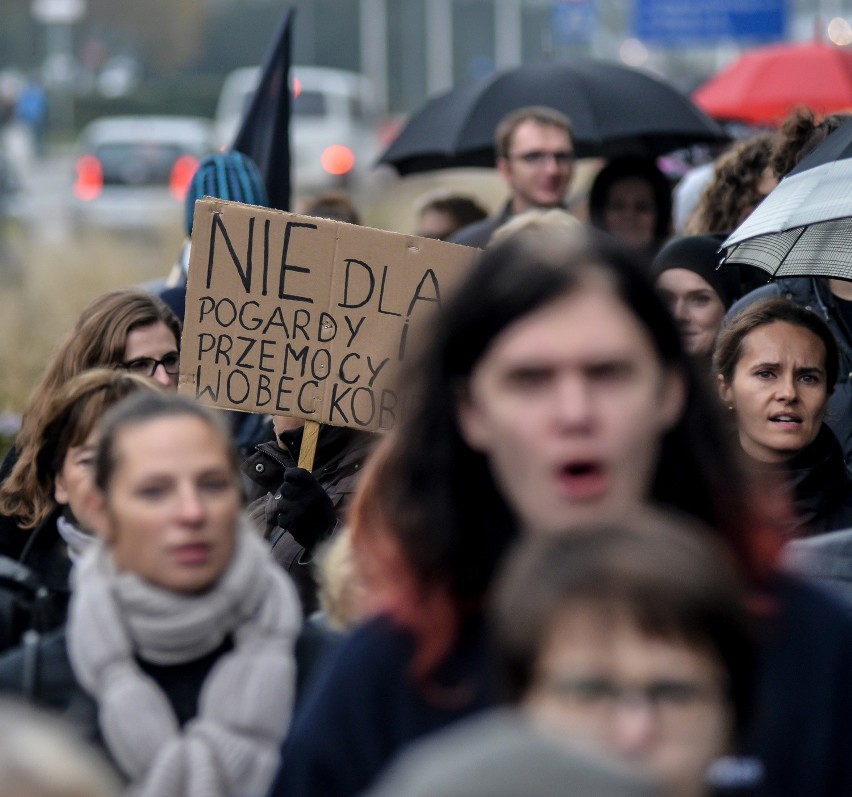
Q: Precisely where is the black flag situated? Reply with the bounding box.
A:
[232,7,295,211]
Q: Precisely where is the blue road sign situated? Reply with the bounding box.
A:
[634,0,787,45]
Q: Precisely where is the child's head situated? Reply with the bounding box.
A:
[492,512,755,797]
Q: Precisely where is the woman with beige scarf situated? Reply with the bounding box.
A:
[47,391,300,797]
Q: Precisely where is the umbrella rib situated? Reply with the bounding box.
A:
[772,226,809,276]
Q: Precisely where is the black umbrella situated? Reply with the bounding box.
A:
[721,116,852,280]
[378,59,729,175]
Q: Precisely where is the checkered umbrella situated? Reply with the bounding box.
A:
[721,117,852,281]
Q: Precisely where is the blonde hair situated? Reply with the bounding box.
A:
[489,208,583,247]
[315,527,367,631]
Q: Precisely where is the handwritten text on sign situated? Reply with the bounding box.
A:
[179,199,480,431]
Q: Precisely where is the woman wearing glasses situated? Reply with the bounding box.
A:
[0,288,181,560]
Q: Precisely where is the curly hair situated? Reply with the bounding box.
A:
[770,107,850,179]
[685,132,778,235]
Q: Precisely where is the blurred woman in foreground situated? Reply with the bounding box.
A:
[269,227,818,797]
[495,518,754,797]
[0,699,120,797]
[2,393,301,797]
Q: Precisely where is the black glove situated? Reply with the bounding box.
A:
[274,468,337,552]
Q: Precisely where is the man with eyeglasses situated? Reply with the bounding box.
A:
[449,106,575,249]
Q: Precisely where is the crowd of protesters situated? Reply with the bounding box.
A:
[1,102,852,797]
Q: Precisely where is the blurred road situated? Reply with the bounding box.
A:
[15,147,74,243]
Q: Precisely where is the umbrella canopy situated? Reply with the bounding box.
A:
[721,116,852,280]
[693,41,852,126]
[378,60,728,175]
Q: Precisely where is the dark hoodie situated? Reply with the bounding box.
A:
[744,423,852,537]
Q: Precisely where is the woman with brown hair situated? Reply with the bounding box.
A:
[73,392,298,797]
[715,297,852,536]
[588,155,673,266]
[0,369,158,650]
[0,288,181,558]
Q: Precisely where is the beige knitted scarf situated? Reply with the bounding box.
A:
[68,518,300,797]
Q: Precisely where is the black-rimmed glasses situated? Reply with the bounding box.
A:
[118,351,180,377]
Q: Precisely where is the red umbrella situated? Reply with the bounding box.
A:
[693,41,852,125]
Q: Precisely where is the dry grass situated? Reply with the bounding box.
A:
[0,161,597,414]
[0,224,184,413]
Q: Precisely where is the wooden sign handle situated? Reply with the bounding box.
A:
[298,420,321,471]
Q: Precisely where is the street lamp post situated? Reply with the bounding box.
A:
[31,0,86,140]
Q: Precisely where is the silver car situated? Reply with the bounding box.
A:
[70,115,214,232]
[214,66,385,192]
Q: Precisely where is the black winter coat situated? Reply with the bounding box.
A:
[0,507,74,653]
[447,202,513,249]
[267,578,852,797]
[242,425,374,613]
[0,445,31,560]
[0,627,230,750]
[742,424,852,537]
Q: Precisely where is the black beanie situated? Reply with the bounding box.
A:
[652,233,740,309]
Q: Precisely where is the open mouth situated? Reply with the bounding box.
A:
[556,461,609,500]
[769,413,802,425]
[171,542,212,567]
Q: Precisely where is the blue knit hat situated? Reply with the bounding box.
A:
[184,151,269,235]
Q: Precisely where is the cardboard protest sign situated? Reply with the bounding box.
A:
[178,198,480,432]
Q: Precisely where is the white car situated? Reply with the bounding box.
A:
[214,65,384,192]
[70,115,214,232]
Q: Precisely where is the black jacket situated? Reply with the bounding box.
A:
[0,445,31,560]
[447,202,514,249]
[19,507,73,602]
[0,623,336,750]
[0,507,73,653]
[266,615,494,797]
[742,424,852,537]
[727,278,852,464]
[0,627,230,750]
[745,575,852,797]
[267,579,852,797]
[242,425,374,613]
